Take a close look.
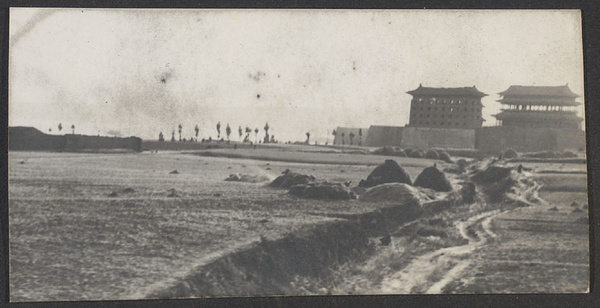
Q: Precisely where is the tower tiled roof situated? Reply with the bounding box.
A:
[407,84,487,97]
[498,85,579,98]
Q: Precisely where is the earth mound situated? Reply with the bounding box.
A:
[470,165,517,203]
[289,182,355,200]
[413,166,453,192]
[424,149,440,160]
[270,171,316,189]
[360,183,423,204]
[470,165,512,183]
[358,160,412,188]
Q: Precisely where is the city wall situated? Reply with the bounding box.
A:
[9,127,142,152]
[401,127,475,149]
[476,127,585,153]
[364,126,403,147]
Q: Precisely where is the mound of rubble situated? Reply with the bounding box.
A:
[358,160,412,188]
[470,165,516,203]
[270,171,316,189]
[289,182,356,200]
[413,166,453,192]
[360,183,425,204]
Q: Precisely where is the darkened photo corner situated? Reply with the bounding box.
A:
[7,9,589,302]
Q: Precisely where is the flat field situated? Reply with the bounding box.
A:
[8,151,590,300]
[8,151,432,301]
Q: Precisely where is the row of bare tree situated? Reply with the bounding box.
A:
[331,128,363,146]
[159,122,275,143]
[48,123,75,134]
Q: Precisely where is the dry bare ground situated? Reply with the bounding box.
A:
[8,150,432,301]
[316,161,589,295]
[8,150,589,301]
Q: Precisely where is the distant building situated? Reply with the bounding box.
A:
[478,84,585,152]
[493,84,583,129]
[334,84,584,153]
[407,84,488,129]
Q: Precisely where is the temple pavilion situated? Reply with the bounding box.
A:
[494,85,583,130]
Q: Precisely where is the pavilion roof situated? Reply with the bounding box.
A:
[498,85,579,98]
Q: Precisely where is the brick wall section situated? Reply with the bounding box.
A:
[477,127,585,153]
[401,127,476,149]
[364,126,403,147]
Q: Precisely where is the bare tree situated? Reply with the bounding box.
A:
[58,123,62,133]
[171,130,175,142]
[216,122,221,138]
[158,132,164,142]
[264,122,270,143]
[226,123,232,142]
[238,126,243,141]
[71,124,75,134]
[358,128,363,146]
[254,128,259,143]
[178,124,182,141]
[332,129,337,145]
[341,132,345,145]
[306,132,311,144]
[244,126,251,142]
[195,125,199,141]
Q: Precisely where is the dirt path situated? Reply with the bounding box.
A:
[377,209,503,294]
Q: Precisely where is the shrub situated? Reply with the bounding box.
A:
[523,151,558,159]
[561,150,578,158]
[373,146,395,156]
[403,148,414,156]
[424,149,440,160]
[394,151,407,157]
[503,149,518,159]
[438,151,453,163]
[409,149,424,158]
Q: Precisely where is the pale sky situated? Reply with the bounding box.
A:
[9,9,584,142]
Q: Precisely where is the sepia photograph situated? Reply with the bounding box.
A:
[7,8,589,302]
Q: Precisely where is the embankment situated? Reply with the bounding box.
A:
[9,127,142,152]
[146,163,522,299]
[146,202,423,299]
